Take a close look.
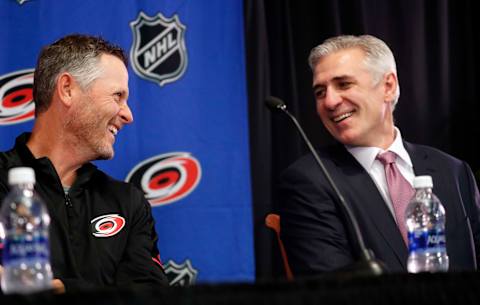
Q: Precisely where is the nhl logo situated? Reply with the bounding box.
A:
[164,259,198,286]
[130,12,188,86]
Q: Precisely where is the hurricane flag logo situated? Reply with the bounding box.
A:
[0,69,35,125]
[126,152,201,206]
[90,214,126,238]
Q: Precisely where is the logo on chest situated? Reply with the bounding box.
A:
[90,214,126,238]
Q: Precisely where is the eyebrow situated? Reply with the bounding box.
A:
[312,75,355,90]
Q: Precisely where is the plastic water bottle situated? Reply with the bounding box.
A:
[0,167,52,294]
[405,175,449,273]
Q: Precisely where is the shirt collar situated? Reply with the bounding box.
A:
[13,132,98,189]
[345,127,412,171]
[385,128,412,167]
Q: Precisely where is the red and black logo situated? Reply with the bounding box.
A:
[126,152,201,207]
[90,214,126,238]
[0,69,35,125]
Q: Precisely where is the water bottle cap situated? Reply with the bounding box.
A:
[413,175,433,188]
[8,167,36,185]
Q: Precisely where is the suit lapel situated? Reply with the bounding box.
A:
[329,145,408,268]
[404,142,447,197]
[405,141,458,227]
[404,142,436,177]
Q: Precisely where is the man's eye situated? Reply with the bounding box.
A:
[314,89,325,99]
[339,82,352,89]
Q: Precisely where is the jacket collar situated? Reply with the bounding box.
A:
[14,132,97,191]
[404,141,436,177]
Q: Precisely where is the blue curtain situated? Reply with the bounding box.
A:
[0,0,254,284]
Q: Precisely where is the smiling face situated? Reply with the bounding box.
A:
[66,54,133,160]
[312,47,396,149]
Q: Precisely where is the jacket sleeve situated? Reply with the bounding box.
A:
[460,161,480,268]
[115,188,168,288]
[278,162,355,277]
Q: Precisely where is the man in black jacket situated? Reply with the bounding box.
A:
[0,34,168,292]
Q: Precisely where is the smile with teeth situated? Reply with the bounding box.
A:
[108,125,118,136]
[333,112,353,123]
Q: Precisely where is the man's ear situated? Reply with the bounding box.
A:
[56,72,76,107]
[383,72,398,103]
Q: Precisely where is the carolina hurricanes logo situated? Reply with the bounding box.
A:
[0,69,35,125]
[90,214,126,238]
[125,152,201,207]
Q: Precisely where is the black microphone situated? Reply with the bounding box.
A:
[266,96,385,276]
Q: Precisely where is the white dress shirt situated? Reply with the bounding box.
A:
[345,128,415,222]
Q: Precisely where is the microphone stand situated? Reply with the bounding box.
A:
[266,96,386,276]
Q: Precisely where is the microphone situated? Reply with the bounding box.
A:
[266,96,385,276]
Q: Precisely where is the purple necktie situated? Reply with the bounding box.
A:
[376,151,414,246]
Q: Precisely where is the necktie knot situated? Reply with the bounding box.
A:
[377,151,396,165]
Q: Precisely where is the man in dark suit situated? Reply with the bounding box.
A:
[279,34,480,276]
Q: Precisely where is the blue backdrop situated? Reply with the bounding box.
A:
[0,0,254,284]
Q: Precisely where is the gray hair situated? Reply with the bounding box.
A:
[308,35,400,109]
[33,34,127,115]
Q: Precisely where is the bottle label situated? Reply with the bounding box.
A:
[408,228,446,254]
[2,232,50,265]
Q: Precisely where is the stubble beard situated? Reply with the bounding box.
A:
[64,102,115,161]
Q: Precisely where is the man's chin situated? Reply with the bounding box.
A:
[94,147,114,160]
[96,154,114,161]
[332,132,358,146]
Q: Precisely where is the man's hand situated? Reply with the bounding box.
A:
[52,279,65,294]
[1,266,64,294]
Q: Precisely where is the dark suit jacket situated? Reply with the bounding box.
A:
[279,141,480,276]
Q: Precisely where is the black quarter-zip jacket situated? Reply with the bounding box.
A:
[0,133,168,291]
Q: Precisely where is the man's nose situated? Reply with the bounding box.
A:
[323,88,342,110]
[119,104,134,124]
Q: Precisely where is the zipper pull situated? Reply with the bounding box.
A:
[65,193,73,217]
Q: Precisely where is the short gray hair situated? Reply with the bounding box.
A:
[33,34,127,115]
[308,35,400,109]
